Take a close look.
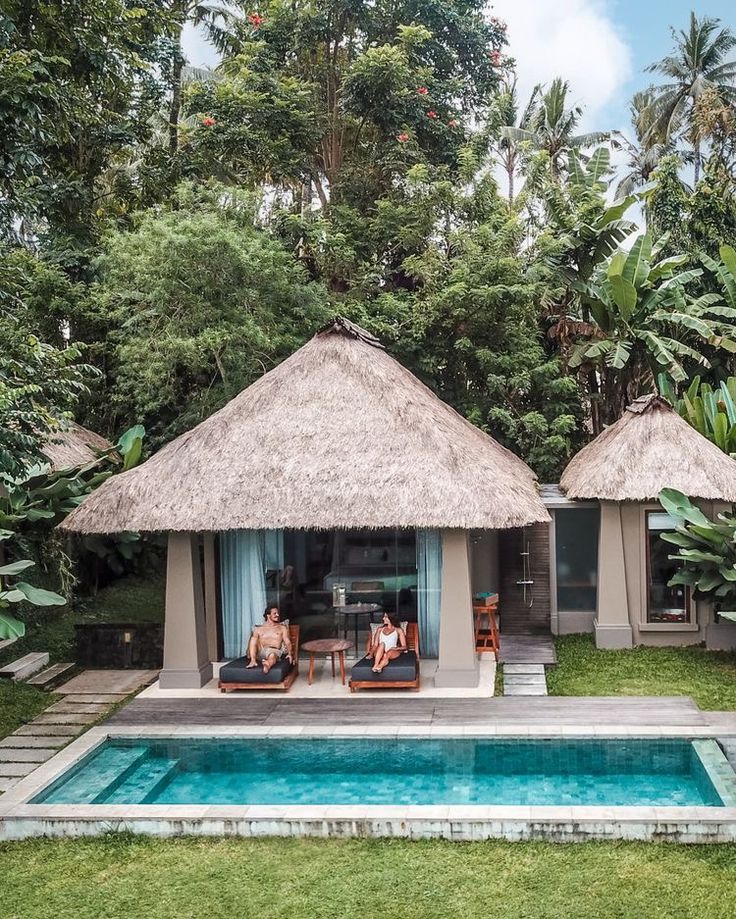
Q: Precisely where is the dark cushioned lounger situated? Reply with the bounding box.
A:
[219,656,293,684]
[350,651,418,683]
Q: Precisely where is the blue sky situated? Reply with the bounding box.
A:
[183,1,736,139]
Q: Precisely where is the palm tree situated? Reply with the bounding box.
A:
[490,78,540,202]
[167,1,236,154]
[645,12,736,182]
[500,78,609,180]
[613,91,673,199]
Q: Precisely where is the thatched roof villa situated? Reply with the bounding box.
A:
[62,317,549,689]
[552,395,736,650]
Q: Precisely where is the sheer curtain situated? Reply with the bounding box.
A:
[219,530,267,659]
[416,529,442,658]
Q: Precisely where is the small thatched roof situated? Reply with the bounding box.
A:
[61,317,549,534]
[43,422,114,471]
[560,394,736,502]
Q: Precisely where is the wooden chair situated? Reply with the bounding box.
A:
[349,621,420,692]
[474,603,500,659]
[219,624,300,692]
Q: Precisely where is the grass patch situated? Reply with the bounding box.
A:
[0,681,50,739]
[548,634,736,710]
[2,835,736,919]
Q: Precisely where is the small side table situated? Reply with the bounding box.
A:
[302,638,354,685]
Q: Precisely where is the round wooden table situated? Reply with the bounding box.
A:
[302,638,354,686]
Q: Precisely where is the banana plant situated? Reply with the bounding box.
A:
[659,373,736,456]
[0,544,66,640]
[569,233,736,385]
[658,488,736,611]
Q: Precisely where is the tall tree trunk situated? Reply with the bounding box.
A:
[169,34,184,155]
[507,164,514,204]
[693,138,701,184]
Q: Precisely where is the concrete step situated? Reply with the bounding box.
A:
[32,712,97,726]
[26,662,76,689]
[0,652,50,682]
[503,664,546,675]
[503,684,548,696]
[42,746,148,805]
[0,747,57,763]
[0,637,18,653]
[62,693,127,704]
[0,761,36,777]
[105,757,179,804]
[12,724,80,737]
[503,674,547,685]
[45,701,108,715]
[0,735,67,749]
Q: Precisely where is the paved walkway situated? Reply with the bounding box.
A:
[0,670,157,795]
[499,634,557,665]
[107,694,724,728]
[502,663,548,696]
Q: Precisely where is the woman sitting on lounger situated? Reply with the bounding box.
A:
[368,613,407,673]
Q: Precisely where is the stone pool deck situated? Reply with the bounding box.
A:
[3,695,736,844]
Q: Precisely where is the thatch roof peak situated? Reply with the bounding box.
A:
[560,393,736,502]
[316,316,384,349]
[61,322,549,534]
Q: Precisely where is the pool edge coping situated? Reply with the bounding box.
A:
[4,725,736,842]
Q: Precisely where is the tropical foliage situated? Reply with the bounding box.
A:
[659,488,736,612]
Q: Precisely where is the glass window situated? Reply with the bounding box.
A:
[270,529,418,641]
[646,511,690,623]
[555,507,600,612]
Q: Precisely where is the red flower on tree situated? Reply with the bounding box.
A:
[247,12,264,28]
[397,132,410,142]
[426,110,438,119]
[416,87,429,95]
[202,116,216,127]
[489,50,503,66]
[448,119,459,128]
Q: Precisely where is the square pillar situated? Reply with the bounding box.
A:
[434,529,479,688]
[203,532,220,662]
[594,502,633,649]
[159,532,213,689]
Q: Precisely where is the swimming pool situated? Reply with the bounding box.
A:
[33,736,731,807]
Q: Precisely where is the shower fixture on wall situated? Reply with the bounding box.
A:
[515,526,534,608]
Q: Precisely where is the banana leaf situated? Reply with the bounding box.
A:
[0,613,25,640]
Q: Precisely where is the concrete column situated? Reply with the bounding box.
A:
[203,532,219,663]
[594,502,633,649]
[159,532,213,689]
[434,529,479,688]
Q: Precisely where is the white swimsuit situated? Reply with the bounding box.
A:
[379,629,399,651]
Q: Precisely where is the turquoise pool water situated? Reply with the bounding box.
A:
[34,737,727,807]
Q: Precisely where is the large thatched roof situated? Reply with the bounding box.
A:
[43,422,113,471]
[560,394,736,502]
[61,317,549,534]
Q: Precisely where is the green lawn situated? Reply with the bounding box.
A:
[1,835,736,919]
[0,575,164,743]
[548,634,736,710]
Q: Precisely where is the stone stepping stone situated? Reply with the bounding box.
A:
[26,662,76,689]
[0,637,18,653]
[504,684,548,696]
[0,735,67,749]
[504,674,548,685]
[0,777,20,793]
[13,724,79,737]
[0,761,36,777]
[46,701,109,715]
[56,669,159,695]
[504,664,546,674]
[62,693,127,704]
[0,652,49,682]
[0,747,56,763]
[33,713,97,725]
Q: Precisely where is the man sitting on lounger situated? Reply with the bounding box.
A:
[246,606,293,674]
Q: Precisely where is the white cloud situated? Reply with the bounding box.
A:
[493,0,632,131]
